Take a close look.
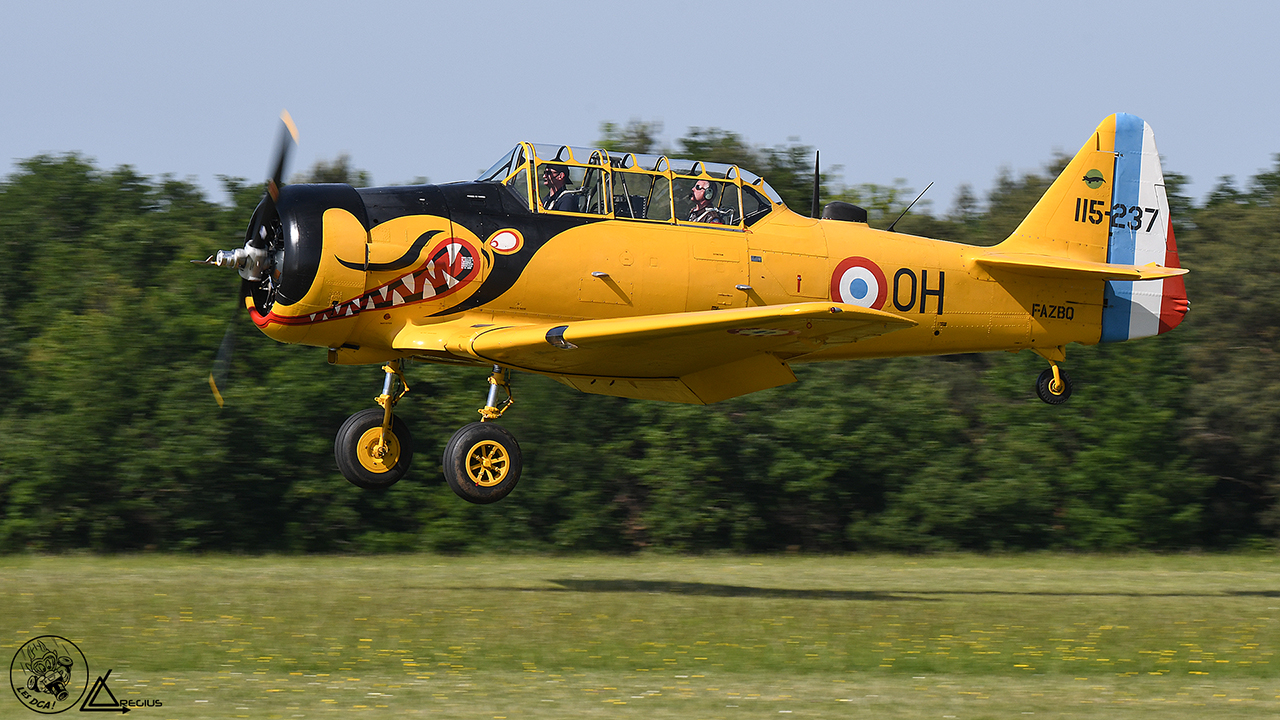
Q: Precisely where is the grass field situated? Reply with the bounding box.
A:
[3,553,1278,718]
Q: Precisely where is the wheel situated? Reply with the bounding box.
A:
[442,422,522,504]
[335,407,413,489]
[1035,367,1073,405]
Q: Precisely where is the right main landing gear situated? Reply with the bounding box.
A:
[442,366,523,504]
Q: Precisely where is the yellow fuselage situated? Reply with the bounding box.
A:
[254,204,1089,368]
[247,116,1186,400]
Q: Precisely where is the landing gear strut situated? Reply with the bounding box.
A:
[335,359,413,489]
[1031,347,1073,405]
[335,361,525,503]
[442,365,523,504]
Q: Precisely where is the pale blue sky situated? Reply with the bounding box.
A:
[2,1,1275,213]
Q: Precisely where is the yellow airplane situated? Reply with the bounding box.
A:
[197,112,1188,504]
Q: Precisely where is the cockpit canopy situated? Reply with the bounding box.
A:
[476,143,784,228]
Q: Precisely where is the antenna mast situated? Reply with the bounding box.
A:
[810,150,821,218]
[886,182,934,233]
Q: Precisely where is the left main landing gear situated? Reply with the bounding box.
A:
[442,365,523,504]
[336,359,413,489]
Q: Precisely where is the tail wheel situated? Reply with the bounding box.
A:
[443,422,522,504]
[335,408,414,489]
[1035,367,1073,405]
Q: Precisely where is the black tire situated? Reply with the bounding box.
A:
[1035,367,1073,405]
[334,408,413,489]
[442,422,522,504]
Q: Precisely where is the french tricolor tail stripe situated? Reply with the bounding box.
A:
[1100,114,1188,343]
[1158,226,1189,334]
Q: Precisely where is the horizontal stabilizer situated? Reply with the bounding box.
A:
[976,253,1188,282]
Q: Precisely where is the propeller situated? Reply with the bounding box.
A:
[209,322,236,408]
[266,111,299,205]
[207,278,254,408]
[196,112,299,406]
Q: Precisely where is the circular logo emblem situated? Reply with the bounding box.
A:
[830,257,887,309]
[1083,169,1107,189]
[10,636,88,714]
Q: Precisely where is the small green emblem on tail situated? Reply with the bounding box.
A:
[1082,169,1106,189]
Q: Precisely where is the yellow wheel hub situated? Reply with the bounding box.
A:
[356,427,401,473]
[465,440,510,487]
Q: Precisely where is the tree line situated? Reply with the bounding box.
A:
[0,122,1277,553]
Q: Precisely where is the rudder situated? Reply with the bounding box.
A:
[1099,114,1187,341]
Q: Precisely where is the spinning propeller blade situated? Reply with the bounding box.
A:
[209,326,235,408]
[207,278,254,408]
[205,113,298,407]
[266,110,299,204]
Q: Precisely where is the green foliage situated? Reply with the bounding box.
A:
[597,119,663,155]
[0,146,1272,553]
[294,154,372,187]
[1175,156,1280,541]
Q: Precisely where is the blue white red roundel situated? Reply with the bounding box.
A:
[830,257,887,309]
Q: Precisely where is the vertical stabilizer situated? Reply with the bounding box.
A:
[999,114,1187,342]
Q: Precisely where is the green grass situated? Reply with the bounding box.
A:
[3,553,1279,718]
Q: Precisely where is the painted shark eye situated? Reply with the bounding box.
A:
[487,229,523,254]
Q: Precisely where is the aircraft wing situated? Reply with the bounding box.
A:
[395,303,914,403]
